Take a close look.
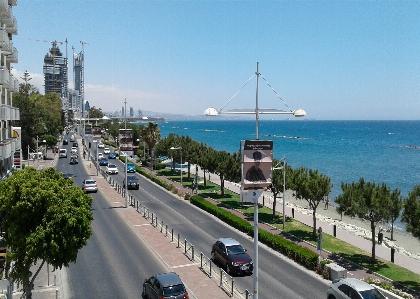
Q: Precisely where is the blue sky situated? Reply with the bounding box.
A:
[12,0,420,120]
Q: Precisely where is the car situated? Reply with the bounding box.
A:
[142,272,189,299]
[103,147,110,154]
[108,152,116,159]
[62,172,73,179]
[211,238,253,275]
[71,147,78,154]
[59,149,67,158]
[98,142,104,148]
[106,164,118,174]
[63,139,68,145]
[123,175,139,190]
[82,179,98,193]
[73,142,78,147]
[97,153,103,160]
[52,146,59,153]
[69,157,78,164]
[327,278,387,299]
[99,158,109,166]
[126,162,136,173]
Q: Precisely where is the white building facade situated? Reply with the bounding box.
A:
[0,0,19,180]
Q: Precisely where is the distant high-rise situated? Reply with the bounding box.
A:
[130,106,134,117]
[43,42,68,97]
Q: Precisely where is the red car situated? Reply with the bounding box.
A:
[52,146,59,153]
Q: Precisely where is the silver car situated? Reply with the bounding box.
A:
[327,278,387,299]
[82,179,98,193]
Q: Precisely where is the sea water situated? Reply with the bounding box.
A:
[158,119,420,202]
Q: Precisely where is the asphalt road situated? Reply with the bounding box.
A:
[61,135,329,298]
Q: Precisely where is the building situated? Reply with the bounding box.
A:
[43,41,68,97]
[0,0,19,180]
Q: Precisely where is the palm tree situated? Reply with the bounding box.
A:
[141,122,161,157]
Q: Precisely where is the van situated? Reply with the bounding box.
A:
[59,149,67,158]
[70,135,75,142]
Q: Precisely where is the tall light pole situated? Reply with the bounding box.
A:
[170,146,182,185]
[124,98,128,208]
[204,62,305,299]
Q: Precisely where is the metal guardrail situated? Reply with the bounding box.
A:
[100,170,250,298]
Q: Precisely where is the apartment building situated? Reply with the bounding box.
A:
[0,0,19,181]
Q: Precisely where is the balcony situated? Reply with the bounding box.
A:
[0,67,10,86]
[0,140,12,159]
[0,0,8,13]
[5,16,17,35]
[11,106,19,120]
[12,77,18,92]
[0,105,11,120]
[8,0,17,6]
[6,46,17,63]
[0,29,11,53]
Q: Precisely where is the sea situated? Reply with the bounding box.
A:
[157,119,420,204]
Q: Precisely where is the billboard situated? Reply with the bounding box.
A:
[119,129,133,155]
[92,126,101,140]
[12,127,22,170]
[85,124,92,135]
[242,140,273,190]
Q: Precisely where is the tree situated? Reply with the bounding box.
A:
[141,122,161,157]
[388,188,403,241]
[290,167,332,237]
[335,178,391,261]
[402,185,420,239]
[87,106,104,118]
[0,167,93,299]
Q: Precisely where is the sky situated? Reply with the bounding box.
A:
[11,0,420,120]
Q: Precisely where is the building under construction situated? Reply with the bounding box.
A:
[43,41,68,97]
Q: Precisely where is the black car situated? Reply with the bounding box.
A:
[63,139,68,145]
[211,238,253,275]
[62,172,73,179]
[123,175,139,190]
[142,272,188,299]
[73,142,78,147]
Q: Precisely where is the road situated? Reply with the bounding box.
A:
[61,134,329,298]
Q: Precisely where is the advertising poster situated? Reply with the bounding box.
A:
[242,140,273,190]
[119,129,133,156]
[85,124,92,135]
[92,126,101,140]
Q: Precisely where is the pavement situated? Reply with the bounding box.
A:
[9,140,420,299]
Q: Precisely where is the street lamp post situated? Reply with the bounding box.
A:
[204,62,305,299]
[170,146,182,185]
[124,98,128,208]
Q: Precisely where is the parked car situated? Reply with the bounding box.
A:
[108,152,116,159]
[106,164,118,174]
[52,146,59,153]
[82,179,98,193]
[73,142,78,147]
[327,278,387,299]
[142,272,189,299]
[98,142,104,148]
[211,238,253,275]
[99,158,109,166]
[63,139,68,145]
[126,162,136,173]
[103,147,110,154]
[123,175,139,190]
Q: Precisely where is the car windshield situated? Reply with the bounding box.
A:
[162,284,186,296]
[108,164,116,168]
[227,244,246,255]
[85,180,96,185]
[360,289,386,299]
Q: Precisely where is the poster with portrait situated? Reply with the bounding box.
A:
[118,129,133,156]
[242,140,273,190]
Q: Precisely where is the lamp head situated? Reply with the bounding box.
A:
[204,107,219,116]
[293,109,306,117]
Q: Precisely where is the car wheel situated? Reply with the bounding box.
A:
[211,251,216,261]
[226,263,232,274]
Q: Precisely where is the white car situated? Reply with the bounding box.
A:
[103,147,110,154]
[106,164,118,174]
[97,153,103,160]
[71,147,78,155]
[98,142,105,148]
